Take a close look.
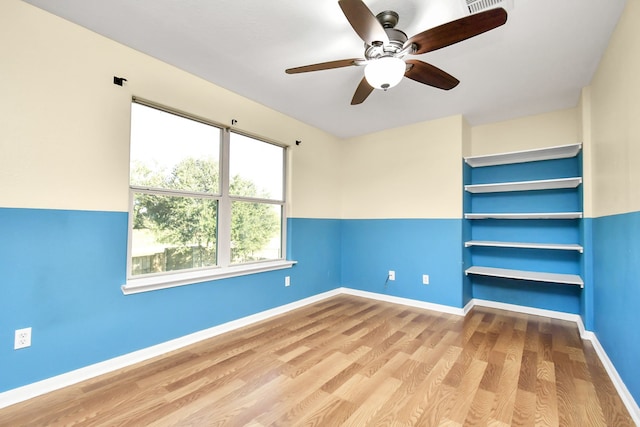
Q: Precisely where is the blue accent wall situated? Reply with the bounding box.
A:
[286,217,342,299]
[3,207,638,408]
[580,218,594,330]
[0,210,341,392]
[470,157,580,184]
[341,219,463,308]
[471,276,582,313]
[593,211,640,404]
[464,155,584,314]
[462,163,473,306]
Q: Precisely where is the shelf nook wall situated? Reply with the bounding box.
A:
[463,144,584,313]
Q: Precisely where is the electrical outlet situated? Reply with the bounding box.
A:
[14,327,32,350]
[388,270,395,281]
[422,274,430,285]
[285,276,290,287]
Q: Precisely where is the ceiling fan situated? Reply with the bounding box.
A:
[285,0,507,105]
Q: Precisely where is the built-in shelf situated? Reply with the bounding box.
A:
[465,266,584,287]
[465,240,583,253]
[465,212,583,220]
[464,177,582,194]
[464,143,582,168]
[464,143,584,294]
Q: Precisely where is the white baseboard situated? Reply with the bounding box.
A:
[339,287,466,316]
[0,289,341,410]
[343,292,639,423]
[466,298,589,337]
[464,298,640,424]
[588,329,640,425]
[2,288,638,424]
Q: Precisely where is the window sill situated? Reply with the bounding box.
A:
[121,260,297,295]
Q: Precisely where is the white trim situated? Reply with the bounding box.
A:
[465,240,583,253]
[217,127,232,267]
[339,288,465,316]
[465,266,584,287]
[466,298,640,424]
[121,260,297,295]
[466,298,585,333]
[589,332,640,425]
[464,177,582,194]
[464,143,582,167]
[0,288,341,410]
[2,289,638,424]
[465,212,583,219]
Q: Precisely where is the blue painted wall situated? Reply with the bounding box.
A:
[593,211,640,403]
[465,155,584,314]
[341,219,464,308]
[287,217,342,299]
[580,218,594,330]
[0,210,341,392]
[462,163,473,306]
[4,206,639,408]
[471,276,582,314]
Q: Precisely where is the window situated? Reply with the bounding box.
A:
[125,101,289,292]
[229,133,284,264]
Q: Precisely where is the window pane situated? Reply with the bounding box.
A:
[231,201,281,264]
[131,192,217,275]
[130,103,221,194]
[229,133,283,200]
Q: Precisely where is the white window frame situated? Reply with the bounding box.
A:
[122,99,294,295]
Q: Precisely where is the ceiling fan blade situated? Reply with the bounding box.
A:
[285,58,363,74]
[404,60,460,90]
[406,8,507,55]
[351,77,374,105]
[338,0,389,46]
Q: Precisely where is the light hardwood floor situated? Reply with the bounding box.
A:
[0,295,634,426]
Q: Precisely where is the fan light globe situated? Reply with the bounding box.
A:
[364,57,406,90]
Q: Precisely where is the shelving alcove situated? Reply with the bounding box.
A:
[463,143,584,310]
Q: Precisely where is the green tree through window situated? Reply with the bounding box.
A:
[129,101,285,277]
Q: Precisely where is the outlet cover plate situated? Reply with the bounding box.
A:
[15,327,32,350]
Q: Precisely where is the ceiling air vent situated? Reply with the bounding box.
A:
[466,0,510,14]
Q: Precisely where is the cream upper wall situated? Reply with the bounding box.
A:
[3,0,615,220]
[470,108,580,157]
[579,88,594,218]
[471,107,593,215]
[589,0,640,218]
[1,0,341,217]
[340,116,464,219]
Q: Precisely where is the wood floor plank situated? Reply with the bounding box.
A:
[394,345,463,425]
[0,295,634,426]
[441,358,489,425]
[293,397,357,427]
[582,340,636,427]
[490,327,526,425]
[464,387,496,426]
[341,375,403,426]
[253,348,360,425]
[512,389,536,426]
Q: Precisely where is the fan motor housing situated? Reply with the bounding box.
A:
[365,11,407,60]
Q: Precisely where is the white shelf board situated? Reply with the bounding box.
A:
[465,266,584,287]
[465,240,583,253]
[465,177,582,193]
[465,212,583,220]
[464,143,582,168]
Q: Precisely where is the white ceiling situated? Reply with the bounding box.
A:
[24,0,626,138]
